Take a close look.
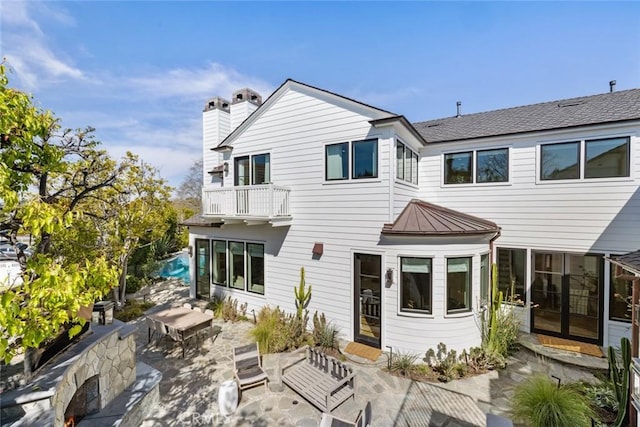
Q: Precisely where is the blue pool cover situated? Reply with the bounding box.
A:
[157,252,190,284]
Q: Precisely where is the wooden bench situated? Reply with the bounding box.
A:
[281,347,355,413]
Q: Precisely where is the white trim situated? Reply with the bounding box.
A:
[396,255,434,317]
[440,146,512,187]
[535,134,633,185]
[322,136,383,183]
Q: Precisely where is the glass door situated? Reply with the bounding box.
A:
[531,252,603,344]
[195,239,210,300]
[354,253,381,348]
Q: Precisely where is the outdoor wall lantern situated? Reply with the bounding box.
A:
[385,268,394,286]
[223,162,229,173]
[188,245,193,257]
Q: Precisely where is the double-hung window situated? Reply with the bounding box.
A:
[540,137,630,181]
[400,257,432,314]
[396,140,419,184]
[446,257,472,313]
[444,148,508,185]
[325,139,378,181]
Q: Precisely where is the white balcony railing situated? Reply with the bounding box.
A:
[202,184,291,219]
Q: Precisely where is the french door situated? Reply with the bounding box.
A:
[354,253,382,348]
[531,252,603,344]
[195,239,210,300]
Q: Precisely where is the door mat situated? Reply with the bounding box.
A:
[537,334,604,358]
[344,342,382,361]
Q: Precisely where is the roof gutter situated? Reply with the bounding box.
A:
[370,115,430,146]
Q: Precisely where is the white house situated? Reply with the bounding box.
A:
[185,80,640,354]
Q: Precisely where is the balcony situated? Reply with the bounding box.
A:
[202,184,292,226]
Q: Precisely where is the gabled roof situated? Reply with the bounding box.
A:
[413,88,640,143]
[382,199,500,236]
[608,250,640,277]
[215,79,428,150]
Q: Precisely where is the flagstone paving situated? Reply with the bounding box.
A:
[134,281,605,426]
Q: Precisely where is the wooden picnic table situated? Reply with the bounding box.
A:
[146,306,213,357]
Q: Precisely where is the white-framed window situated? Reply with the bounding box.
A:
[396,140,419,184]
[234,153,270,186]
[446,257,472,313]
[325,139,379,181]
[443,147,509,185]
[399,257,432,314]
[540,136,630,181]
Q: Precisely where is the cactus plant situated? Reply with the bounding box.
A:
[294,267,311,319]
[486,263,504,355]
[607,336,631,427]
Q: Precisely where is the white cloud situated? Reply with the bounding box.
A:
[0,1,85,90]
[125,62,274,102]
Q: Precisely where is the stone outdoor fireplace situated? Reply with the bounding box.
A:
[51,323,136,426]
[63,375,100,426]
[0,321,143,426]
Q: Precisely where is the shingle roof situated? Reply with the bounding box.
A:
[382,199,499,236]
[609,250,640,277]
[413,88,640,143]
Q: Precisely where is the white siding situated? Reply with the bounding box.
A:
[419,123,640,253]
[203,108,230,187]
[418,122,640,346]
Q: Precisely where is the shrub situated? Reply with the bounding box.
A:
[511,375,595,427]
[390,352,419,377]
[114,300,155,322]
[312,311,340,351]
[250,306,310,353]
[206,296,247,322]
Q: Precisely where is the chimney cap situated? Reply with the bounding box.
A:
[609,80,617,93]
[204,96,231,112]
[231,88,262,106]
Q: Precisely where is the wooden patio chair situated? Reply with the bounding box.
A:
[319,401,371,427]
[233,343,268,391]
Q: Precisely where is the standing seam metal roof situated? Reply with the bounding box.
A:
[382,199,499,236]
[413,88,640,143]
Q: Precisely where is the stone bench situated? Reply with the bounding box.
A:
[281,347,355,413]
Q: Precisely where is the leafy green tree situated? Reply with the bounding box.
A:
[0,63,119,372]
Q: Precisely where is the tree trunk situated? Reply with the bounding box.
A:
[23,347,35,377]
[113,253,129,309]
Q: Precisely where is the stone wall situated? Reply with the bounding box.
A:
[51,326,136,426]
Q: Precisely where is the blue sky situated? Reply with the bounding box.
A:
[2,1,639,189]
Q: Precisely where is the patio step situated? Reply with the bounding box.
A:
[79,362,162,427]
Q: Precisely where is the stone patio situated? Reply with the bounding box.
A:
[132,280,606,426]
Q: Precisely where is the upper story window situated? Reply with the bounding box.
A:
[235,153,270,186]
[325,139,378,181]
[444,148,509,185]
[396,140,419,185]
[540,137,629,181]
